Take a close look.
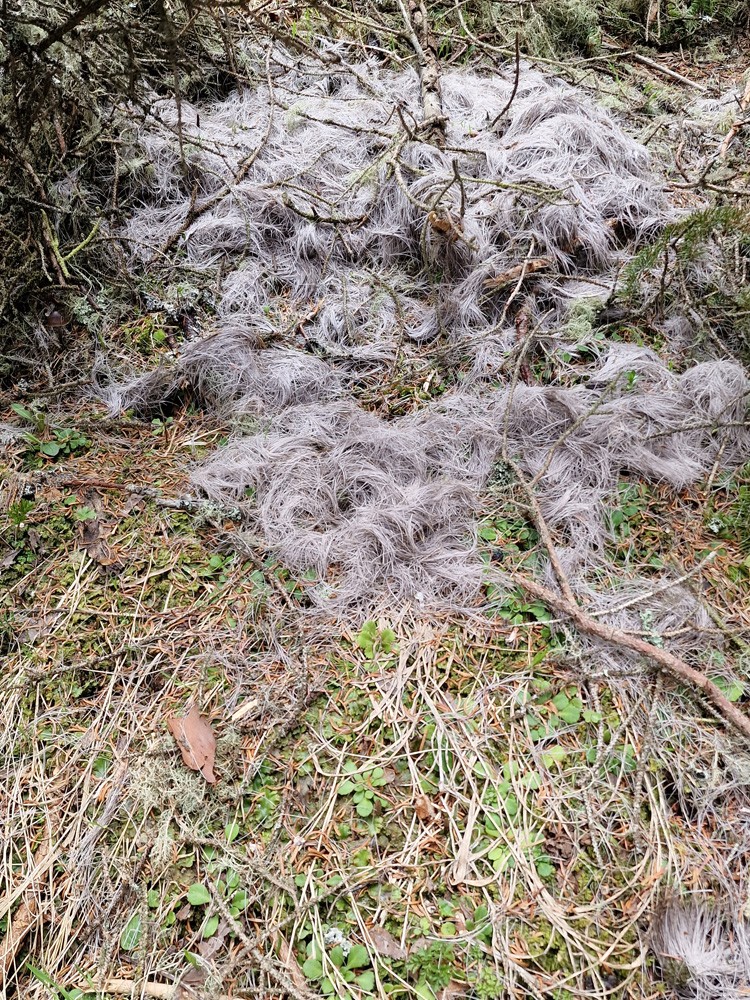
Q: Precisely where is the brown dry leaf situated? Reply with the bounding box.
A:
[1,897,38,980]
[414,794,436,822]
[427,210,458,235]
[195,919,230,961]
[0,548,19,570]
[438,981,469,1000]
[179,919,231,991]
[367,925,407,961]
[122,493,146,516]
[166,705,217,784]
[79,518,117,566]
[483,257,551,289]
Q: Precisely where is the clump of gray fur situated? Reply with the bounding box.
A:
[109,44,750,612]
[651,898,750,1000]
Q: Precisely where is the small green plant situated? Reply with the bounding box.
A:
[186,864,250,939]
[27,964,89,1000]
[120,911,145,952]
[405,941,456,993]
[196,552,232,581]
[484,585,552,624]
[73,505,97,521]
[520,683,600,741]
[487,826,554,878]
[607,482,648,539]
[478,515,538,552]
[8,498,34,526]
[338,761,388,817]
[473,966,505,1000]
[355,620,397,659]
[150,416,174,436]
[13,404,91,464]
[62,496,97,521]
[303,936,374,994]
[122,314,170,354]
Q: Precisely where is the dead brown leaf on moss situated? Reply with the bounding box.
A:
[414,794,436,822]
[367,925,407,961]
[166,705,217,784]
[276,934,308,991]
[438,983,469,1000]
[79,517,118,566]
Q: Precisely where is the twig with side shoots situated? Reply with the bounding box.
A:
[205,878,319,1000]
[505,459,750,739]
[58,478,245,521]
[151,45,276,264]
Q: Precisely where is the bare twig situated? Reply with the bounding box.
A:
[81,982,176,999]
[602,41,706,92]
[490,32,521,128]
[588,551,717,618]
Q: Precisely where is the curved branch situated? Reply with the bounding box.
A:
[515,575,750,741]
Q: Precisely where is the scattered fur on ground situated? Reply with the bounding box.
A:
[109,45,750,620]
[650,898,750,1000]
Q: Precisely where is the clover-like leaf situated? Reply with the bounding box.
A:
[346,944,370,969]
[187,883,211,906]
[302,958,324,980]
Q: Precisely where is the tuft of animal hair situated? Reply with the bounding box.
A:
[650,897,750,999]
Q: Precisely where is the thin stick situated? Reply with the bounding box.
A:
[81,982,175,999]
[588,551,717,618]
[602,42,705,92]
[490,32,521,128]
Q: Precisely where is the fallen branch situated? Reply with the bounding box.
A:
[514,575,750,741]
[58,479,244,521]
[396,0,446,144]
[602,41,705,92]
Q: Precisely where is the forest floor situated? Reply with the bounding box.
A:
[2,23,750,1000]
